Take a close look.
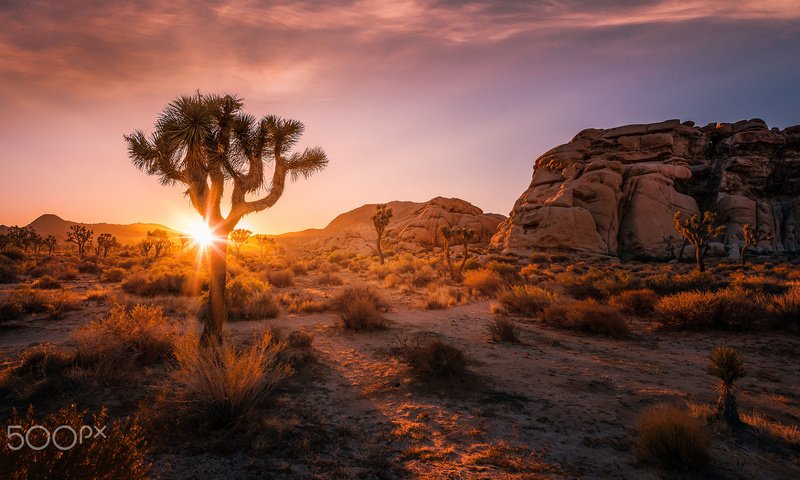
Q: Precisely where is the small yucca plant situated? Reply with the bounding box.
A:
[708,346,746,426]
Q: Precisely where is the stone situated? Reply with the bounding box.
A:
[492,119,800,258]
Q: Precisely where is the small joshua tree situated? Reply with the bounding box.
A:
[229,228,252,260]
[254,234,276,258]
[96,233,119,258]
[673,211,726,272]
[709,346,746,427]
[440,226,475,281]
[65,225,93,257]
[740,224,773,265]
[139,238,153,257]
[373,204,393,265]
[44,235,58,255]
[147,229,171,259]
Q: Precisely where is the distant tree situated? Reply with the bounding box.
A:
[96,233,119,258]
[178,235,191,254]
[229,229,252,260]
[440,226,475,281]
[126,92,328,345]
[709,346,746,427]
[7,226,37,251]
[30,232,44,254]
[372,204,393,265]
[0,234,9,251]
[673,211,725,272]
[254,234,276,258]
[44,235,58,255]
[139,238,153,257]
[740,224,772,265]
[147,229,171,259]
[65,225,93,257]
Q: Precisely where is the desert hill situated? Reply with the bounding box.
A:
[278,197,505,254]
[0,214,176,245]
[492,119,800,259]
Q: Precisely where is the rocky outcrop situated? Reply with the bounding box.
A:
[492,119,800,258]
[279,197,505,255]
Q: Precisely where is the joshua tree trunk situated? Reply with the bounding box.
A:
[377,231,385,265]
[740,245,748,265]
[717,387,741,427]
[443,242,455,280]
[458,244,469,278]
[695,245,705,272]
[202,236,228,346]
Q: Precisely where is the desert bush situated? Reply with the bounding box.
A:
[769,286,800,328]
[463,268,503,296]
[165,331,292,426]
[424,287,462,310]
[609,289,659,316]
[0,405,151,480]
[122,269,196,297]
[497,285,556,316]
[541,300,630,336]
[317,272,344,286]
[634,404,711,475]
[555,268,638,300]
[286,329,314,348]
[75,304,176,370]
[644,271,718,295]
[57,268,79,281]
[78,260,102,274]
[398,338,469,377]
[0,288,79,320]
[331,286,389,331]
[290,262,307,276]
[1,248,26,261]
[279,292,326,314]
[31,275,62,290]
[224,276,279,321]
[487,317,521,343]
[266,268,294,288]
[729,274,788,295]
[85,289,111,303]
[0,300,25,321]
[100,267,126,283]
[0,263,20,283]
[655,288,764,330]
[411,264,437,287]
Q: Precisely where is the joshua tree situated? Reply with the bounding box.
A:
[126,92,328,345]
[6,225,37,251]
[229,228,252,259]
[139,238,153,257]
[673,211,726,272]
[740,224,773,265]
[254,234,276,258]
[43,235,58,255]
[147,229,172,259]
[372,204,393,265]
[708,346,746,427]
[440,226,475,280]
[96,233,119,258]
[65,225,93,257]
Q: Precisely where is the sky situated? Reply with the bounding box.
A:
[1,0,799,234]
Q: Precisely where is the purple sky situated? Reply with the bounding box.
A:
[1,0,799,234]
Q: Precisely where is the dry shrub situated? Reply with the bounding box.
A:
[100,267,126,283]
[317,272,343,286]
[225,276,279,321]
[465,441,559,475]
[266,268,294,288]
[0,405,151,480]
[0,262,20,283]
[485,260,520,282]
[122,270,194,297]
[487,317,521,343]
[31,275,62,289]
[609,289,659,316]
[339,297,388,331]
[729,274,789,295]
[75,304,176,373]
[424,287,462,310]
[644,271,718,295]
[0,288,79,320]
[290,262,307,276]
[279,292,327,314]
[770,286,800,328]
[497,285,556,316]
[555,268,637,300]
[165,331,292,426]
[463,268,504,296]
[655,288,763,330]
[85,289,110,303]
[541,300,630,337]
[398,338,469,377]
[634,404,711,475]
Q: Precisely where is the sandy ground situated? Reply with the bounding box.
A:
[1,278,799,479]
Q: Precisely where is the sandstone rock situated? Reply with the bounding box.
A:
[493,119,800,258]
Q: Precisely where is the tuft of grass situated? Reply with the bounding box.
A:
[0,405,151,480]
[463,268,504,296]
[31,275,62,290]
[497,285,556,316]
[398,338,469,377]
[487,317,521,343]
[317,272,344,286]
[634,404,711,475]
[608,289,658,316]
[541,300,630,337]
[770,286,800,328]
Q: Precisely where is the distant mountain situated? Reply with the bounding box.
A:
[0,214,177,245]
[277,197,506,254]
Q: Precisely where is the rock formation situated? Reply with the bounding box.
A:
[279,197,505,255]
[492,119,800,258]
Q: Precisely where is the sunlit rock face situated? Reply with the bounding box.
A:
[492,119,800,258]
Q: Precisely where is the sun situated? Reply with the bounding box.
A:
[188,220,215,248]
